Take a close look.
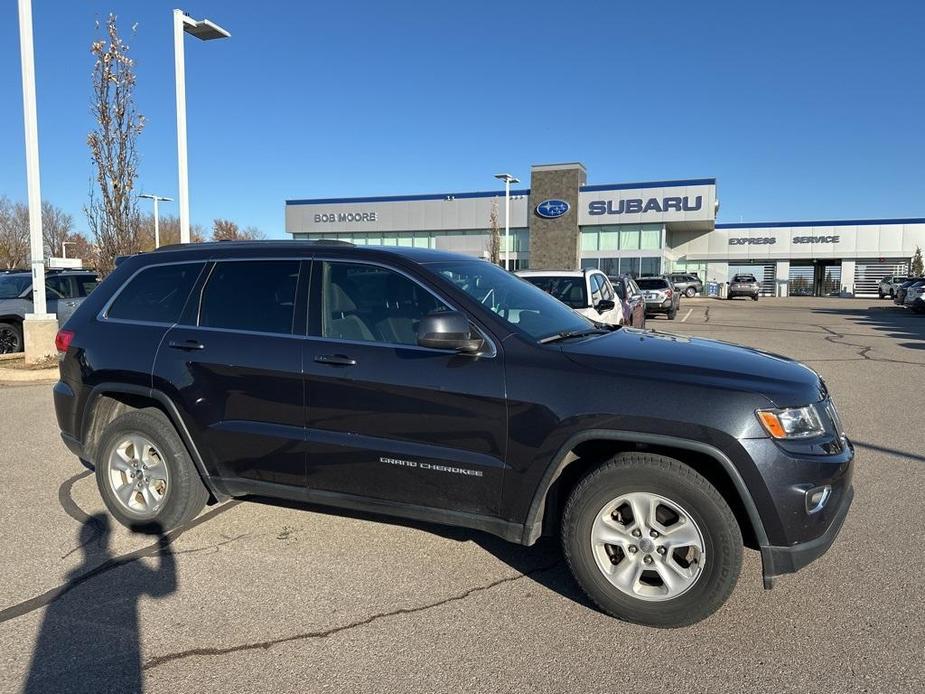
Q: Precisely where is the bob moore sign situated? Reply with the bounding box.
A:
[314,211,378,223]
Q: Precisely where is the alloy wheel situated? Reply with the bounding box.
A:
[590,491,705,601]
[107,434,170,519]
[0,326,20,354]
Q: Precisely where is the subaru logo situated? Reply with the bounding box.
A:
[535,199,570,219]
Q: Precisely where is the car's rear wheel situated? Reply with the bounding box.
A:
[751,294,759,301]
[95,408,208,533]
[684,287,696,298]
[562,453,742,627]
[667,306,677,320]
[0,322,23,354]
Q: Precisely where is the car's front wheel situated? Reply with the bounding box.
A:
[0,322,23,354]
[562,453,742,627]
[751,294,759,301]
[95,408,208,533]
[684,287,696,298]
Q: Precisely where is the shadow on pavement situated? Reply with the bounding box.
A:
[23,514,176,694]
[852,440,925,464]
[811,303,925,350]
[247,496,596,612]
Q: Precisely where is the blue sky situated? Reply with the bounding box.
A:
[1,1,922,237]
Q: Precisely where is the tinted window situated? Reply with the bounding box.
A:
[46,276,75,299]
[321,262,448,345]
[612,279,626,300]
[77,275,99,296]
[733,274,757,282]
[589,274,603,303]
[522,276,588,309]
[200,261,299,335]
[108,263,204,323]
[0,275,31,299]
[636,278,669,290]
[434,261,592,340]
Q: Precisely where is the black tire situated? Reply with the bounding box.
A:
[684,287,696,298]
[95,408,208,533]
[751,294,759,301]
[0,321,23,354]
[561,453,742,627]
[667,307,677,320]
[878,292,885,299]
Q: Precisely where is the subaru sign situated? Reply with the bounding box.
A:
[536,199,570,219]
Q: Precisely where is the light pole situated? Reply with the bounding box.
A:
[139,193,173,249]
[173,9,230,243]
[61,241,76,259]
[494,173,519,271]
[17,0,56,362]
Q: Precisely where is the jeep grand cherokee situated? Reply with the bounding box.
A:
[53,241,853,627]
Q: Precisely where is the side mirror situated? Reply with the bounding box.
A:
[417,310,484,353]
[596,299,615,313]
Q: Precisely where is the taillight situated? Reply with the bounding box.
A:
[55,329,75,353]
[666,289,673,299]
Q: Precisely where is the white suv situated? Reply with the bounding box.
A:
[516,269,624,326]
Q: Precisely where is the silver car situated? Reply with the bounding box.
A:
[0,269,99,353]
[728,273,761,301]
[879,275,912,299]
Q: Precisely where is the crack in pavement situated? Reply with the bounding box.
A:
[142,560,563,671]
[0,501,241,625]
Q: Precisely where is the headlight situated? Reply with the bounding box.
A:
[756,404,825,439]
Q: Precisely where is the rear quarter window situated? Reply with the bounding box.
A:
[106,263,205,324]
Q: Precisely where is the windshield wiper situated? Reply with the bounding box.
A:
[539,328,609,344]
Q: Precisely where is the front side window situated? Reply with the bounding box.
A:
[432,261,592,340]
[107,263,205,324]
[320,261,449,345]
[78,276,100,296]
[522,276,588,309]
[46,276,75,299]
[199,260,299,335]
[597,274,614,301]
[589,274,604,304]
[0,275,31,299]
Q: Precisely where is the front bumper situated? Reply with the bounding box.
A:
[741,435,855,588]
[760,483,853,588]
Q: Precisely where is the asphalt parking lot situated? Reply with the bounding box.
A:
[1,297,923,694]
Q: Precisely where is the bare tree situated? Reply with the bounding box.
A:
[135,213,206,250]
[85,14,145,276]
[487,198,502,265]
[211,219,265,241]
[0,198,31,269]
[41,201,74,258]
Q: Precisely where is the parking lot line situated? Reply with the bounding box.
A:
[681,308,693,322]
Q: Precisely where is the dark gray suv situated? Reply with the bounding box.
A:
[54,241,853,627]
[668,273,703,298]
[0,269,99,353]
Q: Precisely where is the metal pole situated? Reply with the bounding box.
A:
[61,241,66,259]
[504,178,511,271]
[17,0,48,317]
[153,197,160,248]
[174,9,190,244]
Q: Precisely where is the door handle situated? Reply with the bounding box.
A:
[314,353,356,366]
[168,339,205,351]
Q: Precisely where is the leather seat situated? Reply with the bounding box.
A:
[327,283,374,341]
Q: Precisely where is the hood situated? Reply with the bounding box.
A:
[562,328,825,408]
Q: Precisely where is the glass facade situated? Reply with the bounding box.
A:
[578,223,664,278]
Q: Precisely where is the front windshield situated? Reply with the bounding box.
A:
[429,260,593,340]
[0,275,31,299]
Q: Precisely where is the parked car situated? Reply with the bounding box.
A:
[609,274,646,328]
[517,269,624,327]
[728,274,761,301]
[667,273,703,298]
[635,276,680,319]
[0,269,99,353]
[54,241,854,628]
[879,275,913,299]
[894,278,924,306]
[902,279,925,309]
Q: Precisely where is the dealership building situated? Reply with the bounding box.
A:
[285,162,924,297]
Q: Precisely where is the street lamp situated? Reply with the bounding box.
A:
[61,241,76,259]
[139,193,173,249]
[494,173,519,270]
[17,0,57,362]
[173,9,230,244]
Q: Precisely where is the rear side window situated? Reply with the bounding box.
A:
[78,276,99,296]
[522,276,588,309]
[199,260,300,335]
[107,263,204,324]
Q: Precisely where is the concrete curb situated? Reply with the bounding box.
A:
[0,367,58,384]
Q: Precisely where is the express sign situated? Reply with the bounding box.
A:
[728,234,841,246]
